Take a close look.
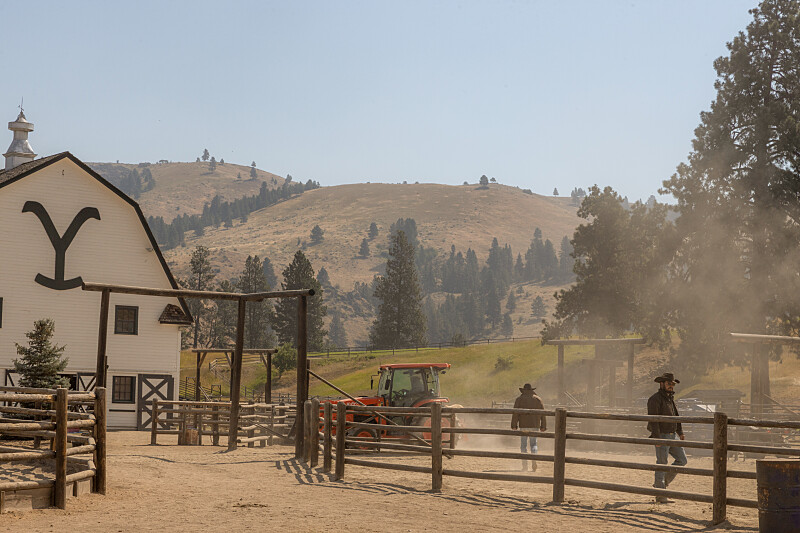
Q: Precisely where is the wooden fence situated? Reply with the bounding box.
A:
[307,402,800,525]
[0,386,106,510]
[149,399,296,447]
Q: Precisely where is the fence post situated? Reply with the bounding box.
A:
[150,398,159,445]
[212,404,220,446]
[247,404,255,448]
[552,407,567,503]
[269,405,275,446]
[323,402,332,472]
[311,398,320,468]
[335,402,347,480]
[303,400,313,463]
[712,411,728,525]
[431,402,443,493]
[449,413,457,451]
[94,387,107,495]
[54,388,68,509]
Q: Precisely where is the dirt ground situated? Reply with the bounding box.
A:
[1,431,760,533]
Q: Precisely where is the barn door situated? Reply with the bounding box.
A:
[76,372,96,391]
[137,374,174,430]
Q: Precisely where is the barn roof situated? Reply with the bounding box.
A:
[0,151,193,323]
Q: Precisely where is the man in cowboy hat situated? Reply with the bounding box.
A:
[647,372,687,503]
[511,383,546,471]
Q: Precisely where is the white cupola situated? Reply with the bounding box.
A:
[4,108,36,170]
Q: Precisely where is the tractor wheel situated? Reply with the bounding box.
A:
[346,426,376,450]
[411,410,459,449]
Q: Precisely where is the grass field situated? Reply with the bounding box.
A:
[181,339,800,408]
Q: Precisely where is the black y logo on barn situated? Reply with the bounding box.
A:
[22,201,101,290]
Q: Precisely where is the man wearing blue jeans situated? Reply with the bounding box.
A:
[511,383,546,472]
[647,372,687,503]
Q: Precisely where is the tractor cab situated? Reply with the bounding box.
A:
[375,363,450,408]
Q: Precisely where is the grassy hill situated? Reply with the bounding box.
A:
[89,161,285,221]
[182,340,800,408]
[163,182,583,341]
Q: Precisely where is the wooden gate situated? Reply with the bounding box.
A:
[137,374,174,430]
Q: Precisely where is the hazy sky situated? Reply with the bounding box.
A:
[0,1,755,201]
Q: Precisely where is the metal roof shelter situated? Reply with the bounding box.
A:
[190,348,278,403]
[729,333,800,418]
[82,282,314,456]
[545,338,646,408]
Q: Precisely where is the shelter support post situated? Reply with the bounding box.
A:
[557,345,565,405]
[295,295,308,458]
[227,298,246,451]
[94,289,110,388]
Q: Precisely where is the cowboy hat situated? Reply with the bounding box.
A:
[519,383,537,393]
[654,372,680,384]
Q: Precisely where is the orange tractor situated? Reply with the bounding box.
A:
[326,363,459,445]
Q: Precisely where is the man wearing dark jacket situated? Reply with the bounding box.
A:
[511,383,546,471]
[647,372,687,503]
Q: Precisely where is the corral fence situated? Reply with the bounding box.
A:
[0,386,107,510]
[304,401,800,525]
[149,399,296,447]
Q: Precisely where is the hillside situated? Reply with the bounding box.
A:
[163,182,581,289]
[161,182,582,342]
[88,161,285,220]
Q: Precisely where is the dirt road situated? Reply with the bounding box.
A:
[2,431,759,532]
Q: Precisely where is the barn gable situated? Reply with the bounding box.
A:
[0,152,191,323]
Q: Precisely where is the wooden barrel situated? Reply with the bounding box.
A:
[757,459,800,533]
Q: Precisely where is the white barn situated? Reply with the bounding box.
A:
[0,111,191,429]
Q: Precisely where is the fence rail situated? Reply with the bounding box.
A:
[0,386,106,509]
[149,399,296,447]
[307,403,800,525]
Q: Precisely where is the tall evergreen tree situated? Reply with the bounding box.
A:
[202,148,209,162]
[273,251,327,351]
[13,319,69,389]
[359,238,370,257]
[187,245,216,348]
[558,236,574,280]
[661,0,800,373]
[205,279,237,348]
[237,256,275,349]
[370,231,427,348]
[327,313,347,350]
[368,222,379,239]
[261,255,278,289]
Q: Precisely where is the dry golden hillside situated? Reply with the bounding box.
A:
[163,182,582,290]
[89,161,285,220]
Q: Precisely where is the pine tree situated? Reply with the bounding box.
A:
[317,267,330,287]
[13,319,69,389]
[559,235,574,280]
[250,162,257,179]
[479,175,489,187]
[209,157,217,172]
[187,245,216,348]
[370,231,427,348]
[531,296,547,318]
[501,313,514,336]
[661,0,800,373]
[205,279,237,348]
[237,256,274,349]
[553,188,559,196]
[359,238,370,258]
[310,225,324,244]
[506,292,517,313]
[328,313,347,350]
[368,222,378,240]
[261,256,278,289]
[202,148,210,162]
[273,251,327,351]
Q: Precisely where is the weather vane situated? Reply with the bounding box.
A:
[18,97,24,115]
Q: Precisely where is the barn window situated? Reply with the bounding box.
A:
[114,306,139,335]
[112,376,136,403]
